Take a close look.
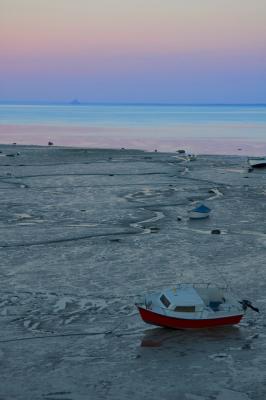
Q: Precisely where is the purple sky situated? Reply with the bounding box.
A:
[1,0,266,103]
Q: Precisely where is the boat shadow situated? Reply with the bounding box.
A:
[140,325,242,348]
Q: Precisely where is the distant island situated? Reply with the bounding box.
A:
[69,99,81,105]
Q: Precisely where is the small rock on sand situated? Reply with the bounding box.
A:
[211,229,221,234]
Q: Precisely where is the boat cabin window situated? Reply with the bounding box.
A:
[174,306,195,312]
[160,294,171,308]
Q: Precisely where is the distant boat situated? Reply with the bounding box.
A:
[187,154,197,161]
[136,283,258,330]
[188,204,211,219]
[248,157,266,168]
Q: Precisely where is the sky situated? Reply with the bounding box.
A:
[1,0,266,103]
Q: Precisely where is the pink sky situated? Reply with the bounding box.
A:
[1,0,266,103]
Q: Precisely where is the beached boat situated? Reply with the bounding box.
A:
[136,283,258,329]
[188,204,211,219]
[187,154,197,161]
[248,157,266,168]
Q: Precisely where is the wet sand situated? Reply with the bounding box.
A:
[0,145,266,400]
[1,124,266,155]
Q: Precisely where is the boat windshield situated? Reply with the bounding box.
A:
[160,294,171,308]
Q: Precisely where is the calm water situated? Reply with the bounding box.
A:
[1,104,266,127]
[0,104,266,154]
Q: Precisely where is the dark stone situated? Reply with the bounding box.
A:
[242,343,251,350]
[211,229,221,234]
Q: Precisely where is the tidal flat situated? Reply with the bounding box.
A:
[0,145,265,400]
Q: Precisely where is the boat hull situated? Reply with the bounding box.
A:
[137,306,243,329]
[251,163,266,169]
[188,211,210,219]
[248,159,266,168]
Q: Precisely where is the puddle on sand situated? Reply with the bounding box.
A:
[130,210,165,234]
[66,224,98,227]
[15,213,32,219]
[207,187,223,200]
[209,353,233,362]
[179,226,228,235]
[224,168,246,173]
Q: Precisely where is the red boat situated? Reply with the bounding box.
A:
[136,283,254,330]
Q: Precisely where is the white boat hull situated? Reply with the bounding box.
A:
[248,158,266,168]
[188,211,210,219]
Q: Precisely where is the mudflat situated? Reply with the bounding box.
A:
[0,145,265,400]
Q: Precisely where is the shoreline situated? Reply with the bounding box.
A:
[1,123,266,157]
[0,139,265,157]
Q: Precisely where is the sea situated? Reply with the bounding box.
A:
[0,104,266,155]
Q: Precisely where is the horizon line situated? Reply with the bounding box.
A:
[1,101,266,107]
